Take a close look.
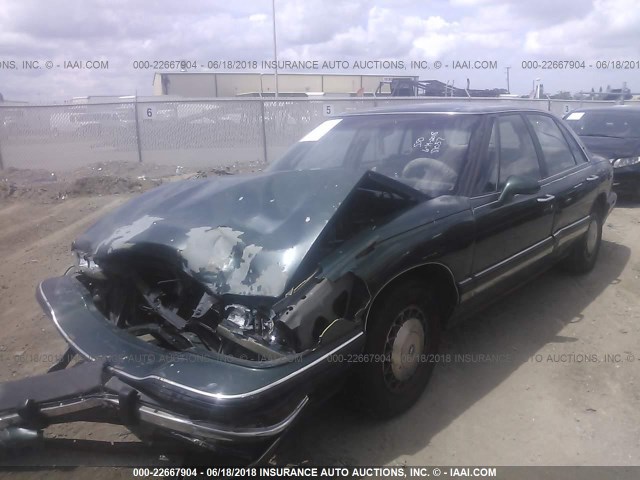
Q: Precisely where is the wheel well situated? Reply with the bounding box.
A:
[365,263,458,330]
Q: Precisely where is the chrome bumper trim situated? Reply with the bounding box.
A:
[0,394,308,443]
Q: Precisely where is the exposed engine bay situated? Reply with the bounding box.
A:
[75,262,369,362]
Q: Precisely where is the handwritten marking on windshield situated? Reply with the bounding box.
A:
[413,132,445,155]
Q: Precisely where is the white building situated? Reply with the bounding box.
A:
[152,72,418,97]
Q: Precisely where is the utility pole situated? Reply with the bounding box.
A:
[505,66,511,94]
[272,0,279,98]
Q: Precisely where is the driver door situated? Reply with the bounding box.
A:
[466,114,556,299]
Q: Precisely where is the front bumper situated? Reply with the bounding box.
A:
[612,165,640,195]
[0,360,308,455]
[0,274,365,459]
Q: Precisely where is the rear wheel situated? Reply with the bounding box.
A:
[356,280,441,418]
[560,209,603,274]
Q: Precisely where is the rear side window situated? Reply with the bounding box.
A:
[559,123,589,163]
[526,114,577,176]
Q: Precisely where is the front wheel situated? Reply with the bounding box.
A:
[355,280,441,418]
[560,210,603,274]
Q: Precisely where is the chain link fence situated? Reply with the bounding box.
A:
[0,97,632,172]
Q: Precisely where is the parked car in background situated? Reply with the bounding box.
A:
[564,106,640,198]
[52,111,124,137]
[0,104,616,463]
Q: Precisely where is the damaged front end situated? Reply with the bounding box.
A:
[70,251,369,363]
[0,168,421,461]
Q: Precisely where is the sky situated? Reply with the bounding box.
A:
[1,0,639,101]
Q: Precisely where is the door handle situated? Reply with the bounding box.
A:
[586,175,599,181]
[537,194,555,203]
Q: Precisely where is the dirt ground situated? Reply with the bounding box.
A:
[0,163,639,477]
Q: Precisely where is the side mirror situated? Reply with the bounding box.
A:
[497,175,540,205]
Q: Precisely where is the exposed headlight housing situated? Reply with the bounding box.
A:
[73,250,105,278]
[613,156,640,168]
[74,250,89,268]
[223,304,275,336]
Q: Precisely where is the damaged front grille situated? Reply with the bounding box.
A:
[75,255,292,362]
[74,253,368,363]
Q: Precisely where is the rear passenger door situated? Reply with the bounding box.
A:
[524,113,600,253]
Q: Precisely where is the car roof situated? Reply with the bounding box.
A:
[341,102,555,116]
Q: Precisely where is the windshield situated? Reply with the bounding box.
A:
[565,110,640,138]
[268,114,481,197]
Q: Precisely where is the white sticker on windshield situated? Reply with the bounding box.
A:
[566,112,585,120]
[299,119,343,142]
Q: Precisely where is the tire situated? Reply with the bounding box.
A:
[560,209,603,274]
[355,280,441,418]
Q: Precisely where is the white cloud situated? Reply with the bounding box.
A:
[249,14,268,23]
[524,0,640,57]
[0,0,637,100]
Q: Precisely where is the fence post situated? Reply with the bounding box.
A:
[133,98,143,163]
[0,107,4,169]
[260,99,268,164]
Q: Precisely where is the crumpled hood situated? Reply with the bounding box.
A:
[73,169,364,297]
[579,136,640,160]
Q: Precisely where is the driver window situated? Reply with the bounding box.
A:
[497,115,541,189]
